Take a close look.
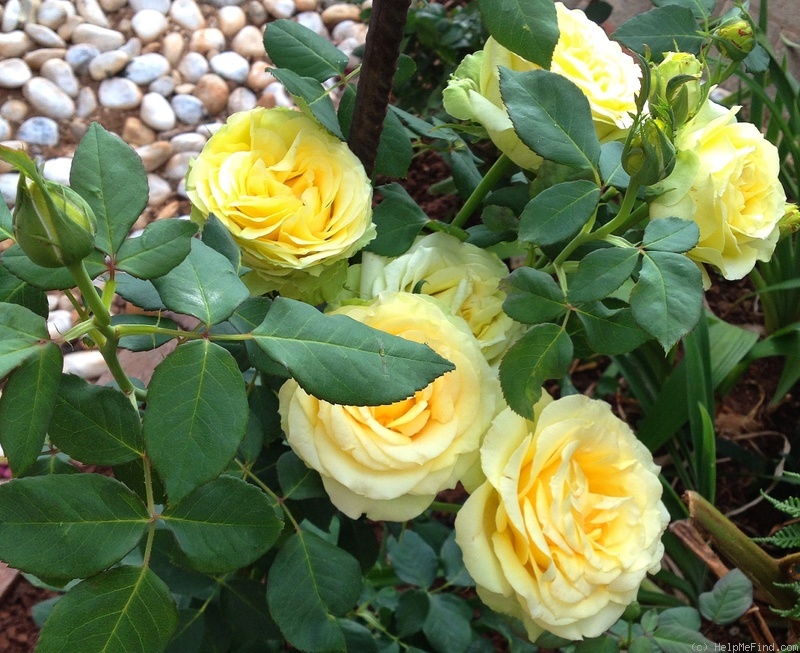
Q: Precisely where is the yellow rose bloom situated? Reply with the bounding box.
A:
[278,291,500,522]
[358,233,524,365]
[185,107,375,300]
[443,2,641,170]
[456,395,669,641]
[649,99,786,281]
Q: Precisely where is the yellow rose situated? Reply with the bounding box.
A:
[443,2,641,170]
[185,107,375,301]
[649,99,786,281]
[456,394,669,641]
[278,291,500,522]
[358,233,524,365]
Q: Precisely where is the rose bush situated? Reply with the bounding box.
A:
[357,233,523,365]
[278,291,500,522]
[443,1,641,170]
[649,98,786,282]
[456,394,669,641]
[185,107,375,301]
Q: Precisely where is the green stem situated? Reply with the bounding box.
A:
[686,490,797,609]
[236,459,300,531]
[429,501,461,514]
[451,155,514,230]
[67,261,110,328]
[114,324,200,340]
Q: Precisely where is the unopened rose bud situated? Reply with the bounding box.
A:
[650,52,704,125]
[14,178,97,268]
[779,203,800,234]
[714,18,755,61]
[622,118,676,186]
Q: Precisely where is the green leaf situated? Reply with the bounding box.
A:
[1,244,106,290]
[698,569,753,625]
[365,183,429,257]
[612,6,705,59]
[267,531,362,652]
[220,578,281,645]
[277,450,326,500]
[252,297,454,406]
[161,476,283,573]
[152,238,250,327]
[0,342,61,475]
[441,530,472,587]
[340,619,379,653]
[568,248,640,304]
[499,323,573,419]
[574,635,620,653]
[112,313,179,351]
[271,68,344,139]
[48,374,144,465]
[499,68,600,170]
[201,213,240,271]
[630,251,703,351]
[651,624,714,652]
[264,19,349,81]
[70,123,149,256]
[114,273,167,311]
[0,302,49,381]
[600,141,632,190]
[0,266,48,317]
[395,590,429,638]
[36,566,178,653]
[423,594,473,653]
[652,0,714,20]
[142,340,249,503]
[658,607,701,631]
[642,218,699,253]
[387,531,438,589]
[115,219,198,279]
[519,180,600,246]
[502,267,566,324]
[478,0,558,68]
[576,302,650,355]
[0,197,12,241]
[374,107,414,178]
[0,474,148,578]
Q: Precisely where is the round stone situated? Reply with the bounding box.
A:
[148,75,175,96]
[120,38,142,59]
[321,3,361,26]
[169,0,205,31]
[130,0,171,13]
[98,77,143,109]
[48,310,75,339]
[75,87,97,118]
[296,12,327,37]
[161,32,185,66]
[228,86,257,113]
[37,1,69,30]
[71,24,125,51]
[122,116,156,146]
[0,173,20,206]
[246,60,274,92]
[88,49,130,80]
[0,99,28,122]
[58,16,85,42]
[170,132,207,152]
[338,36,362,66]
[264,0,296,19]
[99,0,128,10]
[331,19,363,43]
[189,28,226,55]
[243,0,268,25]
[0,32,34,59]
[131,9,169,43]
[163,152,194,180]
[17,117,60,147]
[24,23,67,48]
[263,81,293,108]
[231,25,264,59]
[23,48,67,71]
[2,0,22,32]
[172,94,207,124]
[140,92,177,131]
[40,58,79,97]
[147,173,172,207]
[43,157,73,184]
[136,141,172,172]
[295,0,317,10]
[23,77,75,119]
[0,58,32,88]
[177,52,209,83]
[62,350,108,379]
[218,6,247,37]
[193,73,229,115]
[76,0,110,27]
[125,52,170,85]
[65,43,101,73]
[0,118,10,142]
[209,51,249,84]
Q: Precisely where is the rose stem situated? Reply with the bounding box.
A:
[347,0,411,177]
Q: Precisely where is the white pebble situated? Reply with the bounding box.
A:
[130,0,171,13]
[72,24,125,51]
[98,77,143,109]
[161,32,185,66]
[99,0,128,10]
[131,9,168,43]
[76,0,110,27]
[37,1,69,30]
[0,118,10,142]
[147,173,172,206]
[218,6,247,38]
[125,52,170,85]
[120,38,142,59]
[243,0,268,25]
[43,157,73,184]
[0,173,21,206]
[24,48,68,71]
[62,350,108,379]
[48,310,74,339]
[75,86,98,118]
[140,92,176,131]
[264,81,293,108]
[163,152,193,180]
[177,51,209,83]
[136,141,172,172]
[169,0,205,31]
[148,75,175,96]
[0,31,34,58]
[189,28,226,55]
[40,58,79,97]
[1,99,28,122]
[296,12,327,38]
[227,86,257,113]
[65,43,101,73]
[24,23,67,48]
[264,0,296,19]
[247,60,274,92]
[172,94,207,124]
[88,49,130,80]
[231,25,264,59]
[2,0,22,33]
[170,132,207,152]
[17,117,59,146]
[0,58,32,88]
[209,51,249,84]
[23,77,75,120]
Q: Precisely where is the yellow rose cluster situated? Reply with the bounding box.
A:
[443,2,641,170]
[456,395,669,641]
[649,98,786,282]
[278,291,500,522]
[185,107,374,301]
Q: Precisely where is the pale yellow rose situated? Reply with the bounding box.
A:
[649,99,786,281]
[456,394,669,641]
[278,291,500,522]
[358,233,524,365]
[443,3,641,170]
[185,107,374,301]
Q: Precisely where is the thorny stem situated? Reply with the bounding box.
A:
[450,154,515,229]
[142,455,157,568]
